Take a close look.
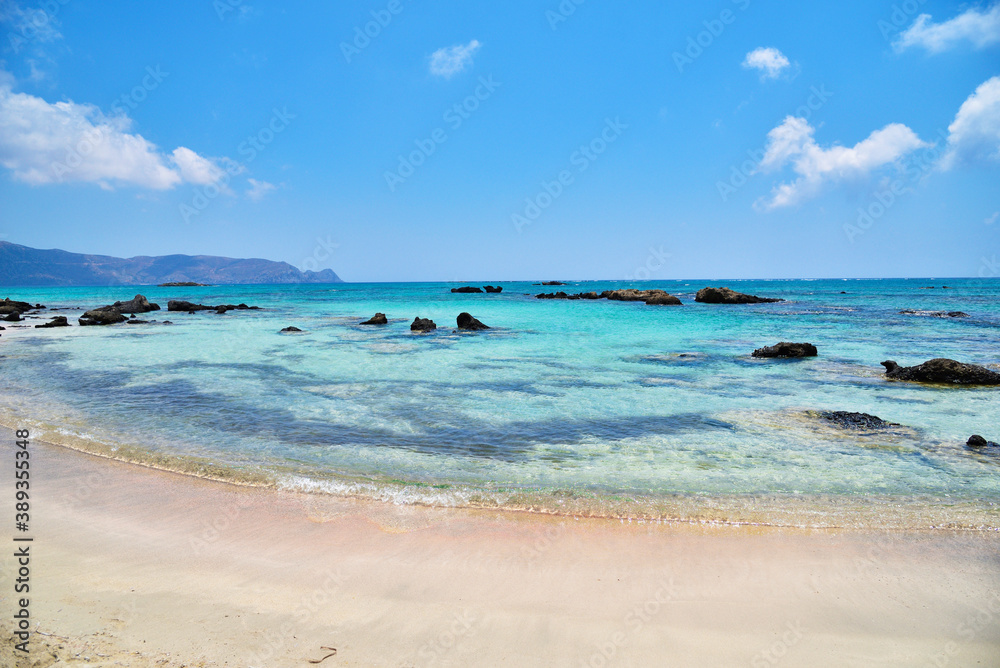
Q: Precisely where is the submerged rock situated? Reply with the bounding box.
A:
[644,293,683,306]
[0,298,42,314]
[35,316,69,328]
[967,435,998,448]
[881,359,1000,385]
[819,411,900,430]
[3,312,20,322]
[752,342,818,358]
[360,313,388,325]
[899,309,969,318]
[279,326,303,333]
[111,294,160,313]
[168,300,259,313]
[457,312,489,330]
[483,285,503,293]
[79,306,127,326]
[695,287,783,304]
[411,317,437,332]
[451,286,483,293]
[541,281,567,285]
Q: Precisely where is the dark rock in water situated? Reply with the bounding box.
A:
[644,293,683,306]
[695,287,783,304]
[752,342,818,358]
[168,300,259,313]
[279,326,303,333]
[603,289,682,305]
[483,286,503,293]
[899,309,969,318]
[3,312,20,322]
[168,300,213,312]
[111,294,159,313]
[35,316,69,328]
[79,306,127,326]
[162,321,172,325]
[451,286,483,293]
[536,292,569,299]
[457,312,489,330]
[881,359,1000,385]
[126,319,153,325]
[967,435,998,448]
[1,298,38,314]
[158,282,210,287]
[411,317,436,332]
[840,291,847,294]
[541,281,567,285]
[820,411,899,430]
[361,313,388,325]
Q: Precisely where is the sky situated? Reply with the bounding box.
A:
[0,0,998,282]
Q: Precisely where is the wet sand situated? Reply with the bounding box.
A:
[2,429,999,667]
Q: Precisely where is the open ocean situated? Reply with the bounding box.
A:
[2,278,999,528]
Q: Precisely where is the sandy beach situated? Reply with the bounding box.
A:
[1,428,998,667]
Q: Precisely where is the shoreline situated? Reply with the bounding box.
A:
[3,428,999,666]
[7,417,999,532]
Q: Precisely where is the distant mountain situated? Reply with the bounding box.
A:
[0,242,342,287]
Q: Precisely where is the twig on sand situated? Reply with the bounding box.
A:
[307,646,338,663]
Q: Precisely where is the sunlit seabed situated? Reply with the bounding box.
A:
[2,279,999,529]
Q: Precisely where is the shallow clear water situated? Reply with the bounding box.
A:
[2,279,999,526]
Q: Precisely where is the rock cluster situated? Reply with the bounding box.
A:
[411,317,437,332]
[361,313,388,325]
[881,359,1000,385]
[752,342,818,358]
[695,287,783,304]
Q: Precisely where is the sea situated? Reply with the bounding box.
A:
[2,278,998,529]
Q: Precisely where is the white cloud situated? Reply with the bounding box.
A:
[171,147,225,185]
[741,47,791,80]
[986,211,998,225]
[246,178,275,201]
[429,40,481,79]
[755,116,929,209]
[0,2,64,47]
[0,76,223,190]
[895,3,1000,52]
[940,76,1000,169]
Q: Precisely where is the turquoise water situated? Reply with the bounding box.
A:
[2,279,999,526]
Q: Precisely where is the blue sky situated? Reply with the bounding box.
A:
[1,0,998,281]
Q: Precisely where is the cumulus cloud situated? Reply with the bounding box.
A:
[755,116,929,209]
[0,77,223,190]
[246,178,276,201]
[940,76,1000,169]
[171,147,225,185]
[741,47,791,80]
[429,40,481,78]
[895,3,1000,52]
